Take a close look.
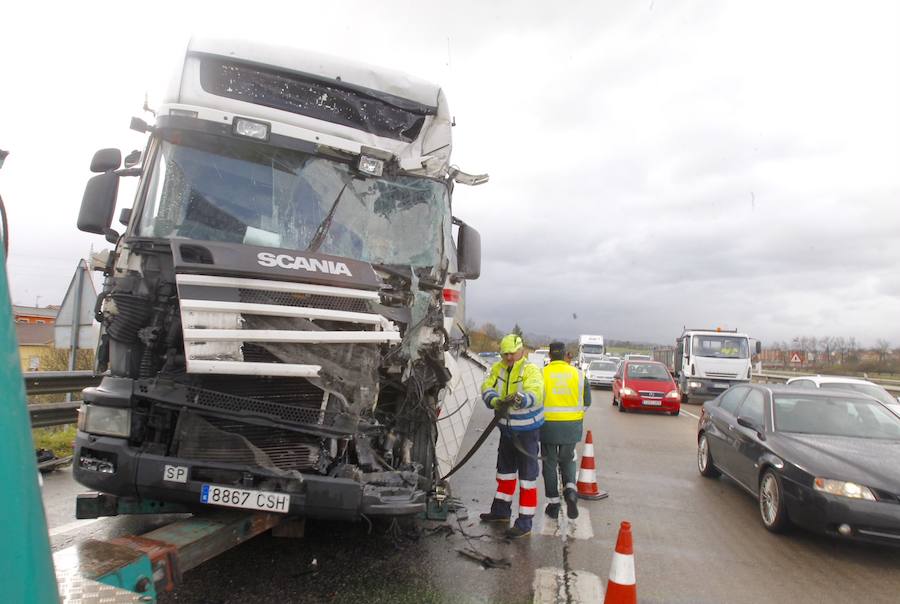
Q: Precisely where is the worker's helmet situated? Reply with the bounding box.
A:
[500,334,524,354]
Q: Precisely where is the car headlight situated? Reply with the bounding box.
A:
[664,390,680,400]
[81,405,131,438]
[813,478,877,501]
[620,387,637,397]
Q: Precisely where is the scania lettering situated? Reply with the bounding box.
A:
[73,38,489,520]
[257,252,353,276]
[673,328,761,404]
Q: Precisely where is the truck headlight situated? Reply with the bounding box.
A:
[82,405,131,438]
[688,381,702,389]
[813,478,877,501]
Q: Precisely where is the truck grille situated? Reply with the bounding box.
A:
[185,378,331,427]
[706,372,738,379]
[238,288,371,314]
[176,414,322,472]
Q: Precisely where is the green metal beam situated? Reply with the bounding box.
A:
[0,246,60,603]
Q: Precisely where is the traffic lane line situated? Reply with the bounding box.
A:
[679,408,700,420]
[533,567,604,604]
[538,508,594,540]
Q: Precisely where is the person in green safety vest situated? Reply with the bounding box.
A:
[540,341,591,519]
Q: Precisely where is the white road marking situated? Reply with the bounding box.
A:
[537,507,593,540]
[679,408,700,420]
[533,567,604,603]
[48,518,99,537]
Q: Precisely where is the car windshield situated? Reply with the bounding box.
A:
[626,363,671,380]
[773,395,900,439]
[582,345,604,354]
[692,335,749,359]
[138,129,450,267]
[818,382,897,407]
[590,361,617,371]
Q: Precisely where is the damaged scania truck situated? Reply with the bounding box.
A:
[73,39,488,519]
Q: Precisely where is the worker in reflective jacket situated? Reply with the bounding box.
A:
[541,341,591,519]
[480,333,544,538]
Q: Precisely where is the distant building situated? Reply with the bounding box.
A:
[15,323,55,371]
[13,305,59,325]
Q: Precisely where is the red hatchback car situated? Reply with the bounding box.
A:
[612,360,681,416]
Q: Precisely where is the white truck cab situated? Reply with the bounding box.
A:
[577,334,605,368]
[674,329,761,403]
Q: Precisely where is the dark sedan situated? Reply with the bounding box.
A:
[697,384,900,545]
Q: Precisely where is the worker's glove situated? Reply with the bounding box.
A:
[499,392,524,409]
[482,389,500,409]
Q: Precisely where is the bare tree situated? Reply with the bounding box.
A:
[876,339,891,365]
[834,336,846,364]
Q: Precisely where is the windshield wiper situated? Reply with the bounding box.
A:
[306,182,348,253]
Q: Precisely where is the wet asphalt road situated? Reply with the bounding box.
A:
[44,389,900,603]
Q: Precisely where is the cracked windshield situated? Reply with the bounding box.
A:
[138,129,448,266]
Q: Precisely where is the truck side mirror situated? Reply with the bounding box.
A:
[755,341,762,354]
[90,148,122,173]
[123,150,141,168]
[77,172,120,238]
[456,221,481,280]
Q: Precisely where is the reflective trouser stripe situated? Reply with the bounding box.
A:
[546,496,560,504]
[519,480,537,489]
[496,472,518,481]
[564,482,577,491]
[496,478,517,502]
[519,485,537,516]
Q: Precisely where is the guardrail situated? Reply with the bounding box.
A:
[26,371,102,427]
[753,371,900,395]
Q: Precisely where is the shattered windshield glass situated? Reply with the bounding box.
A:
[138,129,449,267]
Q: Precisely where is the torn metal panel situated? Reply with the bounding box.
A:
[435,350,487,477]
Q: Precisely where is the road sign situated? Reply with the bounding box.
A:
[789,352,803,364]
[54,259,99,359]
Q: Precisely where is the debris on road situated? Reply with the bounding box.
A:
[456,548,511,569]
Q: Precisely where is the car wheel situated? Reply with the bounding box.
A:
[697,434,720,478]
[759,469,790,533]
[670,410,679,416]
[618,402,626,413]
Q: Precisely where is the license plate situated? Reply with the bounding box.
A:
[713,383,729,389]
[200,484,290,513]
[642,399,662,406]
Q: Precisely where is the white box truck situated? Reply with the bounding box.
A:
[673,328,761,403]
[577,334,605,368]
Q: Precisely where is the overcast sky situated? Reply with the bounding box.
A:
[1,1,897,346]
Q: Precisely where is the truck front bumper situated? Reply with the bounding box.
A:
[74,433,425,520]
[683,378,748,399]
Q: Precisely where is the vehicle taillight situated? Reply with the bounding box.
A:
[442,289,460,303]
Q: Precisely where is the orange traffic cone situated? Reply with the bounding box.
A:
[576,430,608,500]
[604,521,636,604]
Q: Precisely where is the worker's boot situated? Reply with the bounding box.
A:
[544,502,560,518]
[479,512,511,523]
[504,517,532,539]
[564,488,579,519]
